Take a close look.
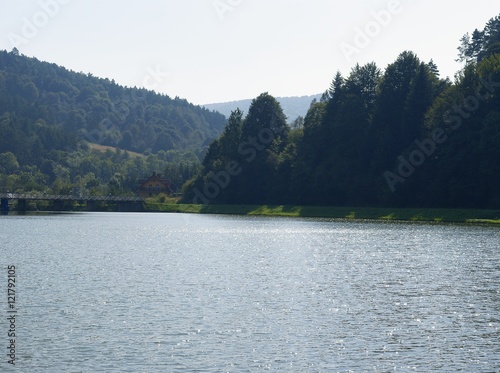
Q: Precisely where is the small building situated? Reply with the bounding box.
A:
[137,172,173,198]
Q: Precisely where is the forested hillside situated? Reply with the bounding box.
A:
[184,14,500,209]
[0,50,226,195]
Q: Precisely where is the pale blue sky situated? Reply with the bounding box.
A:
[1,0,498,105]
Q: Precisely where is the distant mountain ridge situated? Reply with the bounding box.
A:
[203,94,322,121]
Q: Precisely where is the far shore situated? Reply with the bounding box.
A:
[3,200,499,225]
[144,203,500,225]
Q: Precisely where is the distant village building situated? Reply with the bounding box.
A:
[137,172,173,198]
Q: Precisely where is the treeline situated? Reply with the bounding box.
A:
[0,138,200,196]
[0,50,227,195]
[183,14,500,208]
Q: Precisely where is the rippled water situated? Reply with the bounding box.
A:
[1,213,499,372]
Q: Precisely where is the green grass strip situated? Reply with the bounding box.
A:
[144,203,500,224]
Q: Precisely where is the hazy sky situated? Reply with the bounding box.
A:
[1,1,498,105]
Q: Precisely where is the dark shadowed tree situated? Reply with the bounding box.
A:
[237,93,288,203]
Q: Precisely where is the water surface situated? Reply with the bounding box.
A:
[1,213,499,371]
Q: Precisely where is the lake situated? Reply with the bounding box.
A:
[1,212,499,372]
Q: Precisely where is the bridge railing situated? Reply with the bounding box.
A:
[0,193,144,202]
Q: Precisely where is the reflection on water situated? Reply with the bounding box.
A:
[1,213,499,371]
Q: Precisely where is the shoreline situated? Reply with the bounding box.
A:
[144,203,500,225]
[3,202,499,225]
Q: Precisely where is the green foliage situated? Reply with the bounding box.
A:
[2,13,499,209]
[183,94,290,204]
[458,14,500,63]
[0,152,19,173]
[185,13,500,209]
[0,50,226,195]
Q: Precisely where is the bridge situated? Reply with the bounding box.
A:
[0,193,144,213]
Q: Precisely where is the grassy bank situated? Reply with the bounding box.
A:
[144,203,500,224]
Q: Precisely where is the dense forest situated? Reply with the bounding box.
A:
[183,14,500,209]
[1,14,499,207]
[0,50,226,195]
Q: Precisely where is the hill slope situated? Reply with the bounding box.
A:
[0,50,226,157]
[0,50,226,195]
